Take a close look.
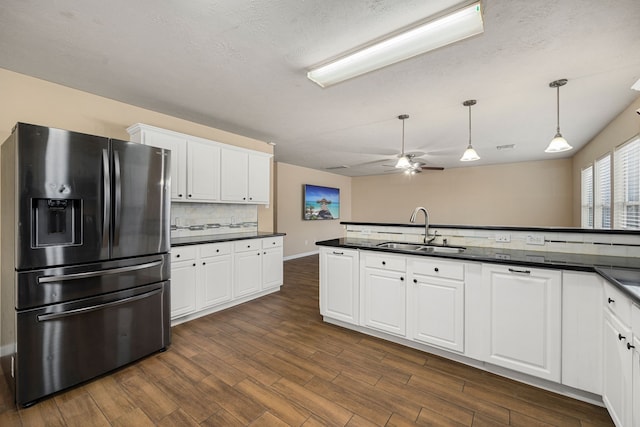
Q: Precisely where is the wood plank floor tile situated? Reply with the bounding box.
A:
[0,255,615,427]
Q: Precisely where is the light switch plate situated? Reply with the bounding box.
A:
[526,234,545,245]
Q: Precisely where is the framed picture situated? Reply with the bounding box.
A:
[303,184,340,220]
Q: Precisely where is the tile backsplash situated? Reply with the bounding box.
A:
[171,203,257,237]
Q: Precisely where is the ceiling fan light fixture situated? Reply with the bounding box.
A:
[545,79,573,153]
[460,99,480,162]
[395,155,412,169]
[307,2,484,87]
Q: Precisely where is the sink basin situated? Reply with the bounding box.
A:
[416,245,466,254]
[376,242,465,254]
[376,242,424,251]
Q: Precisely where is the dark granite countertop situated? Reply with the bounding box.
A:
[172,231,285,247]
[317,237,640,304]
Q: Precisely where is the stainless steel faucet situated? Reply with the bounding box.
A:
[410,206,437,244]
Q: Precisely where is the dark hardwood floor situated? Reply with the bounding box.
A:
[0,255,614,426]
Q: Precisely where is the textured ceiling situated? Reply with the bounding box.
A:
[0,0,639,176]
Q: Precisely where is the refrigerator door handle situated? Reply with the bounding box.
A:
[37,260,163,284]
[36,288,163,321]
[102,148,110,250]
[113,149,122,247]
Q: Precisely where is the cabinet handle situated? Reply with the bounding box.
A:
[202,262,206,265]
[628,343,636,350]
[618,333,626,341]
[257,252,260,256]
[192,263,196,267]
[243,197,246,200]
[272,241,276,245]
[607,297,615,304]
[434,267,439,272]
[263,251,266,255]
[413,278,417,284]
[249,197,253,200]
[178,194,183,198]
[216,249,220,253]
[382,261,386,266]
[508,268,531,274]
[332,251,344,255]
[400,276,404,281]
[188,194,192,198]
[176,254,180,258]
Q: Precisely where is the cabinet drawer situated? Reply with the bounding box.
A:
[234,239,261,253]
[364,253,406,272]
[410,257,464,281]
[604,282,631,326]
[199,242,232,258]
[171,246,196,262]
[262,236,283,249]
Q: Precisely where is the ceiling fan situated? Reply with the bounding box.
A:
[382,115,444,174]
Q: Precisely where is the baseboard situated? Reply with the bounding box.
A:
[284,250,319,261]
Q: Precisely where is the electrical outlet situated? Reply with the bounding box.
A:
[526,234,545,245]
[495,253,511,260]
[495,233,511,243]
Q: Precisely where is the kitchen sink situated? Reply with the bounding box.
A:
[376,242,424,251]
[376,242,465,254]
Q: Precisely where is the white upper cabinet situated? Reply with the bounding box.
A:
[221,147,271,204]
[187,139,220,202]
[127,123,271,204]
[131,127,187,201]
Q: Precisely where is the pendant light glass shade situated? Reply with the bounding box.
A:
[460,99,480,162]
[545,79,573,153]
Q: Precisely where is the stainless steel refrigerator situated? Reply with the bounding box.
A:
[1,123,171,406]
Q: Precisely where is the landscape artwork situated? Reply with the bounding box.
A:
[303,184,340,220]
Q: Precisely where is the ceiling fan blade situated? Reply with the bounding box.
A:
[421,166,445,171]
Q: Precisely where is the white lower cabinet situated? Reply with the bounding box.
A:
[262,237,284,289]
[603,309,633,427]
[170,236,283,323]
[361,253,407,337]
[632,331,640,427]
[408,258,465,352]
[197,243,233,310]
[319,247,359,325]
[561,272,603,395]
[478,264,562,382]
[170,247,198,319]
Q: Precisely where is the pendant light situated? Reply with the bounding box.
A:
[545,79,573,153]
[395,114,412,168]
[460,99,480,162]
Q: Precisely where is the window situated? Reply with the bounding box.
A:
[581,166,593,228]
[594,155,611,229]
[614,136,640,229]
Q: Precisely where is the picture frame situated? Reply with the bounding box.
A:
[303,184,340,220]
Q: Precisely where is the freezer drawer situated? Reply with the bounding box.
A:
[14,281,170,406]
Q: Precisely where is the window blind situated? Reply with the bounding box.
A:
[581,166,593,228]
[614,137,640,229]
[594,155,611,229]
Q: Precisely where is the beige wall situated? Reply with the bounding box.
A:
[275,162,351,258]
[571,96,640,225]
[0,68,274,231]
[352,159,574,227]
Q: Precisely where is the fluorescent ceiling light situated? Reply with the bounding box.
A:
[307,2,484,88]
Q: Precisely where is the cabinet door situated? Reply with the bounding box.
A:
[198,254,232,309]
[603,310,633,427]
[633,334,640,427]
[170,260,197,319]
[187,140,220,201]
[561,272,603,395]
[262,246,283,289]
[320,248,359,325]
[220,148,249,202]
[410,274,464,352]
[142,131,187,201]
[480,265,561,381]
[362,267,406,336]
[248,153,270,204]
[234,250,262,298]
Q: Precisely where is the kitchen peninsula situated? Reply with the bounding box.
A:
[317,221,640,427]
